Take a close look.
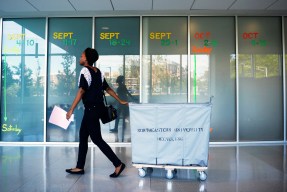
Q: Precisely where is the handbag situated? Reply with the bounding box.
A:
[100,91,118,124]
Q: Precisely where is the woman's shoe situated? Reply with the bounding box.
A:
[66,168,85,174]
[110,163,126,178]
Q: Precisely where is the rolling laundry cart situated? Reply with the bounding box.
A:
[129,103,212,181]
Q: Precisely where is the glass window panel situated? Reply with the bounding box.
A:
[95,17,140,143]
[238,17,283,141]
[1,18,46,141]
[142,17,188,103]
[47,18,92,142]
[190,17,236,141]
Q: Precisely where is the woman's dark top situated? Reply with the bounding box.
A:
[78,67,109,108]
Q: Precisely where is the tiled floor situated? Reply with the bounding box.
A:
[0,144,286,192]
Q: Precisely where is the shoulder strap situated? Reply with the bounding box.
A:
[97,68,108,105]
[96,68,104,83]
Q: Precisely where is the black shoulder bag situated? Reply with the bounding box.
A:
[99,72,118,124]
[100,92,118,124]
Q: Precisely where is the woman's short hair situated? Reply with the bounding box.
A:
[84,48,99,66]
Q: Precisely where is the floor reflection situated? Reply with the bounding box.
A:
[0,144,286,192]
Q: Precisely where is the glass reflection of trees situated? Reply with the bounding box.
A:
[1,55,44,141]
[142,54,188,103]
[56,55,76,96]
[191,55,209,103]
[48,54,77,97]
[47,53,78,142]
[98,55,140,97]
[152,55,187,96]
[239,54,281,78]
[3,59,43,98]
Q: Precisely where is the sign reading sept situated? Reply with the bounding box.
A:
[53,32,77,46]
[3,33,36,54]
[99,32,131,47]
[95,17,140,55]
[149,32,179,46]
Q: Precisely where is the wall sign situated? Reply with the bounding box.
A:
[95,17,140,55]
[192,31,218,54]
[242,32,267,47]
[53,32,77,46]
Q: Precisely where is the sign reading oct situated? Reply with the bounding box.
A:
[242,32,259,39]
[100,32,120,39]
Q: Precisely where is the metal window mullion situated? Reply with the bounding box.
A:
[91,17,95,145]
[0,18,2,134]
[43,17,49,143]
[92,17,95,49]
[235,16,239,143]
[140,16,143,103]
[188,16,191,103]
[282,16,286,142]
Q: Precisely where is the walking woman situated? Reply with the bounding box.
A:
[65,48,127,177]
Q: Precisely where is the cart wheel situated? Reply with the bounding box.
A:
[138,168,146,177]
[166,170,174,179]
[147,167,153,174]
[173,169,177,175]
[198,171,207,181]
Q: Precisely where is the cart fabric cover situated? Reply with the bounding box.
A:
[130,103,211,167]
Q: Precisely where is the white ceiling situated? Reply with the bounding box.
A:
[0,0,286,17]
